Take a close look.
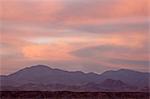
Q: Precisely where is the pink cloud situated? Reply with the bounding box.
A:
[0,0,149,74]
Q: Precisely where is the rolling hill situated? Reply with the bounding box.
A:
[0,65,149,92]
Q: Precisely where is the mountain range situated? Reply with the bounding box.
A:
[0,65,149,92]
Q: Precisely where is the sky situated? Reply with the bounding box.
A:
[0,0,149,75]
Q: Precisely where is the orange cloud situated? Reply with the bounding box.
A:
[113,0,148,17]
[1,0,148,24]
[1,0,63,23]
[22,43,75,61]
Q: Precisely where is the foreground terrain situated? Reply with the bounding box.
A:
[0,91,149,99]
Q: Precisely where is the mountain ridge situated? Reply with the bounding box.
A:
[1,64,149,76]
[0,65,149,92]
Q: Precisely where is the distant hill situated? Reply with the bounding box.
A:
[100,69,150,87]
[0,65,149,92]
[0,79,140,92]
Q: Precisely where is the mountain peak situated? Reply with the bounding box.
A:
[28,65,51,69]
[117,68,147,74]
[101,69,144,75]
[100,79,127,87]
[8,65,52,77]
[102,79,124,84]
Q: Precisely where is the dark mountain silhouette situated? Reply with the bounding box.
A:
[0,79,141,92]
[80,79,138,92]
[0,65,149,92]
[98,79,138,91]
[100,69,150,87]
[0,65,100,86]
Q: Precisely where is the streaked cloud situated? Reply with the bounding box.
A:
[0,0,149,74]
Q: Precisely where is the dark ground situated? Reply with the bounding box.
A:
[0,91,149,99]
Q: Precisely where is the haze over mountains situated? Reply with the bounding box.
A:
[0,65,149,92]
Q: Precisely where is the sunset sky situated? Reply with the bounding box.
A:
[0,0,149,74]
